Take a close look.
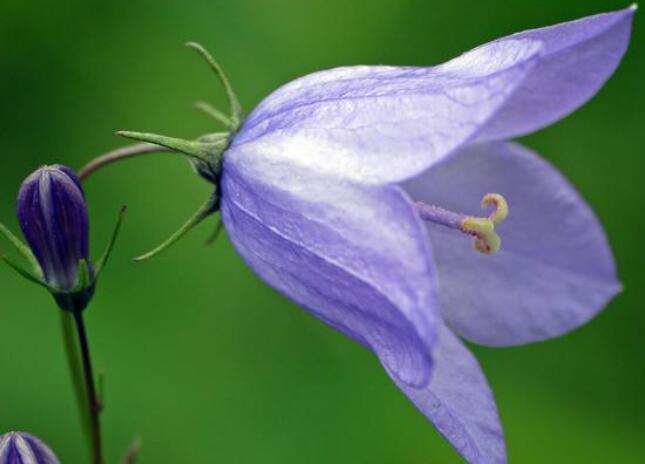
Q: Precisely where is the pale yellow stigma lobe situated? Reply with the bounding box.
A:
[460,193,509,255]
[482,193,508,225]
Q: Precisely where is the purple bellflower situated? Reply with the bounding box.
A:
[117,7,635,463]
[0,432,60,464]
[1,165,125,312]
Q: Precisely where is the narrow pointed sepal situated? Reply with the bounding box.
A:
[117,131,229,185]
[116,131,212,161]
[194,100,232,128]
[204,217,224,246]
[185,41,243,130]
[2,251,96,312]
[94,206,127,278]
[74,259,93,291]
[0,221,40,274]
[1,254,48,288]
[134,195,217,262]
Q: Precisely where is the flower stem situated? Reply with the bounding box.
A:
[72,311,104,464]
[59,312,92,455]
[78,143,171,182]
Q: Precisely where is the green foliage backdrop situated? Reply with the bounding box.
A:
[0,1,643,462]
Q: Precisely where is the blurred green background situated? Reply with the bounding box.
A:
[0,0,643,462]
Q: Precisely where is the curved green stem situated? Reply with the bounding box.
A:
[78,143,172,182]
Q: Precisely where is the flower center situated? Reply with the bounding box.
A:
[415,193,508,255]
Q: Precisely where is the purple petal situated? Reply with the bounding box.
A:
[220,147,437,386]
[388,323,505,464]
[17,165,90,291]
[404,141,620,346]
[476,6,635,142]
[232,8,633,185]
[234,39,542,183]
[0,431,60,464]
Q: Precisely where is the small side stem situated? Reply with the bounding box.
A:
[122,437,142,464]
[72,311,104,464]
[78,143,171,182]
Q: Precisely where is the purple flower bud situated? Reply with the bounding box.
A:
[0,431,60,464]
[17,165,90,293]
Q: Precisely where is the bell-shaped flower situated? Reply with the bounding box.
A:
[0,431,59,464]
[115,7,635,464]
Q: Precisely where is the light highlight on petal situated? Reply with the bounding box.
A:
[232,7,633,186]
[234,40,542,184]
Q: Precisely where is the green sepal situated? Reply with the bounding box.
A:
[74,259,93,292]
[0,233,97,312]
[54,287,96,313]
[1,254,48,288]
[185,41,243,131]
[196,132,230,145]
[117,131,222,162]
[54,259,96,313]
[134,194,217,262]
[0,221,41,275]
[204,217,224,246]
[94,206,127,279]
[194,100,232,128]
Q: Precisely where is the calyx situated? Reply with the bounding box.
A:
[117,42,244,261]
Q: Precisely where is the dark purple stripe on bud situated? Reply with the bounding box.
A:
[0,431,60,464]
[17,165,90,292]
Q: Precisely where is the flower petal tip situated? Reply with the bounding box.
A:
[0,431,60,464]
